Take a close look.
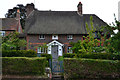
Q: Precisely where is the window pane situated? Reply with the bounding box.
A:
[38,47,47,54]
[39,35,45,39]
[67,46,72,53]
[0,31,5,37]
[67,35,73,39]
[52,35,58,40]
[37,47,41,53]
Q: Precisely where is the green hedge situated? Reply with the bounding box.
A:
[41,54,52,60]
[2,50,37,57]
[64,58,120,79]
[77,53,120,60]
[2,57,47,76]
[41,54,52,67]
[63,53,120,60]
[63,53,75,58]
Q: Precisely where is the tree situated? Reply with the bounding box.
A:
[70,16,106,54]
[72,15,120,54]
[2,32,26,50]
[104,15,120,54]
[5,4,26,29]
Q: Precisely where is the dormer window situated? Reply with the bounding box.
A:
[67,35,73,40]
[52,35,58,40]
[39,35,45,39]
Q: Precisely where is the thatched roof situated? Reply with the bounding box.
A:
[25,10,107,34]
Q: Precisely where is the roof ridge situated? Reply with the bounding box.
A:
[33,10,96,16]
[26,10,35,18]
[2,18,17,20]
[35,9,77,12]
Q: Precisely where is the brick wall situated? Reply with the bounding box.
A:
[27,34,83,53]
[5,31,14,36]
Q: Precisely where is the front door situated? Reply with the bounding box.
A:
[47,41,64,73]
[51,45,58,59]
[51,45,59,72]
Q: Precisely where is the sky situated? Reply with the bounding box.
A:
[0,0,120,25]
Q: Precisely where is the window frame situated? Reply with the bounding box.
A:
[52,35,58,40]
[0,31,5,37]
[39,34,45,39]
[67,46,73,53]
[67,35,73,40]
[37,47,46,54]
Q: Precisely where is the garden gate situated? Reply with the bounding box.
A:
[49,45,64,73]
[49,59,64,73]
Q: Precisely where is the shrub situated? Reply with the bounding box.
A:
[58,56,64,61]
[77,53,120,60]
[41,54,52,60]
[2,50,37,57]
[2,57,47,76]
[63,53,75,58]
[63,53,120,60]
[64,58,120,79]
[41,54,52,67]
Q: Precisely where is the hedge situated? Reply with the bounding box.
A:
[63,53,75,58]
[63,53,120,60]
[77,53,120,60]
[2,57,47,76]
[64,58,120,79]
[41,54,52,67]
[2,50,37,57]
[41,54,52,60]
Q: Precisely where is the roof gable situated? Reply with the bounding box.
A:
[47,40,64,46]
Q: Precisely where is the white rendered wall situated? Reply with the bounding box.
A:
[58,45,62,56]
[48,46,51,54]
[47,40,64,56]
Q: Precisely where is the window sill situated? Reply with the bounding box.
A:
[52,39,58,40]
[67,39,73,40]
[39,38,45,40]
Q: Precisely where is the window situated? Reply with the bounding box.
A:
[39,35,45,39]
[0,31,5,37]
[52,35,58,40]
[94,31,101,39]
[37,47,46,54]
[67,35,73,39]
[67,46,73,53]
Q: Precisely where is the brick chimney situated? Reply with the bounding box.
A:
[25,3,35,16]
[77,2,82,15]
[16,9,20,20]
[16,9,23,33]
